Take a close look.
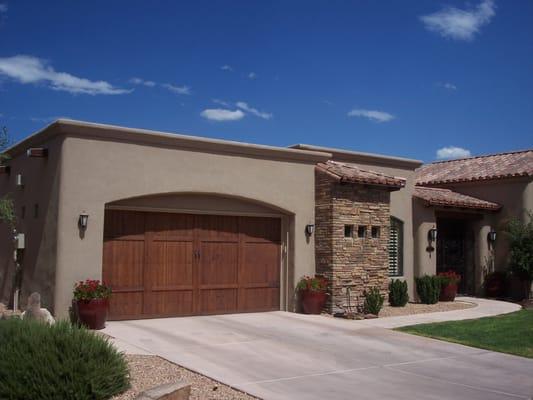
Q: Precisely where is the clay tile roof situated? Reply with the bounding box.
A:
[414,186,501,211]
[416,149,533,186]
[317,160,406,189]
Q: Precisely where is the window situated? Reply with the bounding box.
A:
[344,225,354,238]
[34,203,39,219]
[357,225,367,238]
[371,226,380,238]
[388,217,404,276]
[21,206,25,219]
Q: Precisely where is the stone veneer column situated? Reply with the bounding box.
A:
[315,169,391,314]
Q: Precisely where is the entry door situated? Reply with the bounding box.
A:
[103,210,281,319]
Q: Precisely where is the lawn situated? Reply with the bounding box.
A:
[397,309,533,358]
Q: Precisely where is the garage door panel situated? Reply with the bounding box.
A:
[199,242,238,285]
[197,215,238,240]
[242,288,280,311]
[149,290,194,316]
[148,241,194,288]
[241,243,280,285]
[104,210,145,240]
[147,213,194,240]
[240,216,281,243]
[200,289,238,314]
[108,292,143,319]
[103,240,144,290]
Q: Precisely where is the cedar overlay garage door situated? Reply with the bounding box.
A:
[103,210,281,320]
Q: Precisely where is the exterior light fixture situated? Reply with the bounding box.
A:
[78,213,89,229]
[305,224,315,236]
[487,230,497,243]
[26,147,48,158]
[428,227,437,242]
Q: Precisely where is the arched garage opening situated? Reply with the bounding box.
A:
[102,193,293,320]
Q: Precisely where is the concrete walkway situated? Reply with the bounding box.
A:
[104,298,532,400]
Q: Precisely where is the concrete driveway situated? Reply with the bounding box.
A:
[103,310,533,400]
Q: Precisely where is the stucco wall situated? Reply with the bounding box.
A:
[52,134,320,317]
[0,136,63,311]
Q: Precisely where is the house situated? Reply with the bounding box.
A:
[0,120,531,318]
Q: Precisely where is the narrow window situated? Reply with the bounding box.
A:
[34,203,39,219]
[21,206,25,219]
[388,217,404,276]
[357,225,367,238]
[371,226,380,238]
[344,225,354,238]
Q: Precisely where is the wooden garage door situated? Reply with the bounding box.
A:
[103,210,281,320]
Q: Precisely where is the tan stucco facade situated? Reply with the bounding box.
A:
[0,120,329,318]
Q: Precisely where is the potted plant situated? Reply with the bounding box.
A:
[438,271,461,301]
[73,279,111,330]
[484,271,507,298]
[296,275,328,314]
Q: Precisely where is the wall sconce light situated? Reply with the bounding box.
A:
[487,230,497,243]
[305,224,315,236]
[426,226,437,254]
[428,227,438,242]
[78,212,89,229]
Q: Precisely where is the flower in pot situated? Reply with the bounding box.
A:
[438,271,461,302]
[296,275,328,314]
[73,279,111,330]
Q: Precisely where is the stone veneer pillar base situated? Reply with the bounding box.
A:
[315,169,392,314]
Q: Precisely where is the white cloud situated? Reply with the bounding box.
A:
[248,72,257,79]
[220,65,233,71]
[0,55,130,95]
[129,77,156,87]
[212,99,230,107]
[162,83,191,95]
[236,101,272,120]
[439,82,457,90]
[200,108,245,122]
[29,115,70,123]
[436,146,472,160]
[347,108,395,123]
[420,0,495,41]
[0,3,7,13]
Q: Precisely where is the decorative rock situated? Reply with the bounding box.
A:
[135,381,191,400]
[21,292,55,324]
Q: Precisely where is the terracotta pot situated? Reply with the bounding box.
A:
[439,283,457,302]
[76,298,109,330]
[484,273,507,298]
[301,290,327,314]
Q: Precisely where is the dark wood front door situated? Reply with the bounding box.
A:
[103,210,281,320]
[437,219,475,294]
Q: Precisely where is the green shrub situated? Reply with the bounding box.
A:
[415,275,441,304]
[0,319,130,400]
[389,279,409,307]
[364,287,384,315]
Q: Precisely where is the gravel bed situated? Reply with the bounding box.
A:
[113,354,257,400]
[378,300,475,317]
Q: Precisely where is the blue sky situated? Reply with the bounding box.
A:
[0,1,532,162]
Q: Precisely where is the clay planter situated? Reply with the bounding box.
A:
[301,290,327,314]
[439,283,457,302]
[76,298,109,330]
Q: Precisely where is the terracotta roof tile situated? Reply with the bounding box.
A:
[317,160,406,189]
[414,186,501,211]
[416,149,533,185]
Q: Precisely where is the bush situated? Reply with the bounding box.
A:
[364,287,384,315]
[389,279,409,307]
[415,275,441,304]
[0,319,130,400]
